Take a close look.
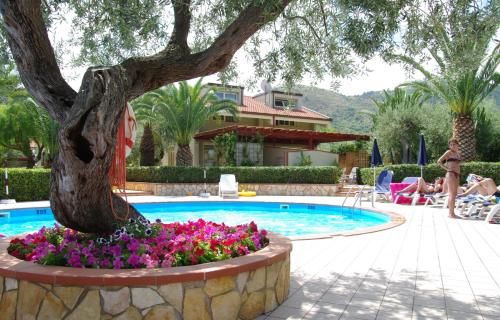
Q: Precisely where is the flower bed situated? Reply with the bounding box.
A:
[7,217,269,269]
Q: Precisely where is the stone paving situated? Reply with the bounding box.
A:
[2,195,499,319]
[254,198,500,320]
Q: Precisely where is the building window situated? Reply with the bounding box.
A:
[275,120,295,126]
[203,145,216,167]
[212,115,235,122]
[274,98,297,109]
[215,91,239,102]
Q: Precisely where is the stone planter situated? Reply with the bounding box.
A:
[0,234,291,320]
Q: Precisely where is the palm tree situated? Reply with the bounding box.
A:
[401,43,499,160]
[139,122,155,166]
[134,79,238,166]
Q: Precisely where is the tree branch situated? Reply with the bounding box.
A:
[0,0,76,123]
[121,0,292,100]
[282,13,323,43]
[168,0,191,52]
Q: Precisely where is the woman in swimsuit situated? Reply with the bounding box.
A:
[398,177,445,195]
[437,138,461,218]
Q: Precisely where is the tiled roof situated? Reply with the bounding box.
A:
[195,125,369,144]
[239,96,331,121]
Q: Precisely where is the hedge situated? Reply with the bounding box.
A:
[127,166,342,184]
[358,162,500,186]
[0,166,340,202]
[0,168,51,201]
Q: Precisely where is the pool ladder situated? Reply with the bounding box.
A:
[341,185,365,215]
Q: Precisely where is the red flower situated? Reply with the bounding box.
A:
[194,247,204,257]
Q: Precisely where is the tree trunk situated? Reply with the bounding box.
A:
[140,123,155,166]
[50,67,141,234]
[453,114,476,161]
[176,144,193,166]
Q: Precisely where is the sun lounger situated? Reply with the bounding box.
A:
[356,169,394,203]
[218,174,239,198]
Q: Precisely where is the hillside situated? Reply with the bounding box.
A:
[295,85,500,134]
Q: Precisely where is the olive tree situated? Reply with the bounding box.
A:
[0,0,408,233]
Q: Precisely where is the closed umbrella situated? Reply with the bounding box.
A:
[417,134,428,178]
[370,139,383,206]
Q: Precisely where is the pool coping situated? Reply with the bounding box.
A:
[0,233,292,286]
[0,198,406,240]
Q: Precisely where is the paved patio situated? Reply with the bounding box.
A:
[2,195,499,319]
[256,198,500,320]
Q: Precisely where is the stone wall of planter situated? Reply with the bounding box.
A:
[0,234,291,320]
[126,181,338,196]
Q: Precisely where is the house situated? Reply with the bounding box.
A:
[188,83,369,167]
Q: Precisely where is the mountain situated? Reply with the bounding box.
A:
[294,85,500,134]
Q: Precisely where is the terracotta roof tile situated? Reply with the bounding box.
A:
[239,96,331,121]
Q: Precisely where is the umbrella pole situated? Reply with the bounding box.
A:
[420,166,423,178]
[372,168,375,207]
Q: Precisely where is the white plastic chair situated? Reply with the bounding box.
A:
[218,174,239,198]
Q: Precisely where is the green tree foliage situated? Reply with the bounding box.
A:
[0,70,58,168]
[212,132,238,167]
[133,79,238,166]
[475,105,500,162]
[387,0,500,160]
[371,89,451,163]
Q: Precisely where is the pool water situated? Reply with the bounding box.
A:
[0,202,390,237]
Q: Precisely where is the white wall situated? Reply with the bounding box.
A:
[288,150,338,166]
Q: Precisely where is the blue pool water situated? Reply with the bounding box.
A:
[0,202,390,237]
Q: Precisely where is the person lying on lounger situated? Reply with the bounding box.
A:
[398,177,445,195]
[460,178,500,197]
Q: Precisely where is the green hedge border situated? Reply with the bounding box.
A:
[0,168,51,201]
[127,166,342,184]
[358,162,500,186]
[0,166,342,201]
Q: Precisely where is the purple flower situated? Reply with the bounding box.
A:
[127,239,140,252]
[68,253,83,268]
[99,258,110,268]
[113,257,124,269]
[127,253,141,268]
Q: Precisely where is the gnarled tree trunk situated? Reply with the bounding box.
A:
[50,67,141,233]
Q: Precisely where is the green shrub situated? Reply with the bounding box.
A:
[358,162,500,185]
[0,168,51,201]
[127,166,342,184]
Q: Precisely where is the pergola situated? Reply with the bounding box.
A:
[194,125,370,149]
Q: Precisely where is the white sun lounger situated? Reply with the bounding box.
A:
[218,174,239,198]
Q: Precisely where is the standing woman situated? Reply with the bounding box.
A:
[438,138,461,218]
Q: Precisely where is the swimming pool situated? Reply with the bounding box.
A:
[0,202,391,237]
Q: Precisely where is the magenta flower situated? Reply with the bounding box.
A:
[113,257,124,269]
[127,253,141,268]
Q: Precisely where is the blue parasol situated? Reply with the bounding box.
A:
[371,138,383,167]
[370,138,383,206]
[417,134,428,177]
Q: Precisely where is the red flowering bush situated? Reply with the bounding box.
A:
[7,218,269,269]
